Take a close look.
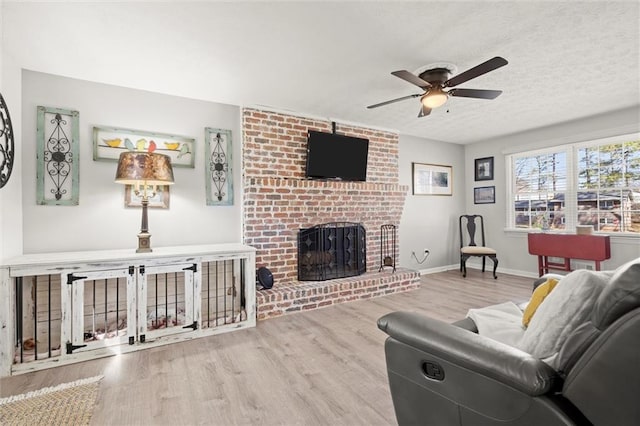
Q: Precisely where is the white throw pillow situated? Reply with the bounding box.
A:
[517,269,612,363]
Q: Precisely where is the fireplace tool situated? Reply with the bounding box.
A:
[379,224,396,273]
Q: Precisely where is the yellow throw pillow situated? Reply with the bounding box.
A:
[522,278,559,327]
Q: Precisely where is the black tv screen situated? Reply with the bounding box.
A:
[305,131,369,181]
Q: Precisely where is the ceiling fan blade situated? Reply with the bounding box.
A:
[449,88,503,99]
[418,105,431,118]
[444,56,508,88]
[367,93,421,109]
[391,70,432,89]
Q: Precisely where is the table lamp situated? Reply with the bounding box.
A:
[115,151,174,253]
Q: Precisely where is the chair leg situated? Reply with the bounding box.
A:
[461,255,468,277]
[491,256,498,279]
[482,257,486,272]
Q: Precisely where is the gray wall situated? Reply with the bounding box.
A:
[398,134,466,272]
[20,70,242,253]
[464,106,640,275]
[5,72,639,273]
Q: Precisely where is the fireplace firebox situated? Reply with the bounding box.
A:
[298,222,366,281]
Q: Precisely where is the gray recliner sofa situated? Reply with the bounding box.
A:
[377,258,640,425]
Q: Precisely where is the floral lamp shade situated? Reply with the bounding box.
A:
[114,152,174,253]
[115,152,174,186]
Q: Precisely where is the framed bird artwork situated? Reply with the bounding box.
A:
[92,125,195,168]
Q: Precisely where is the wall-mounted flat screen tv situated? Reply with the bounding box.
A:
[305,130,369,181]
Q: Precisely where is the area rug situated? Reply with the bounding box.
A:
[0,375,103,426]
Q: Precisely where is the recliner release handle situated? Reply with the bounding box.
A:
[422,360,445,381]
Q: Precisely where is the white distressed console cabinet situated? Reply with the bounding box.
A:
[0,244,256,377]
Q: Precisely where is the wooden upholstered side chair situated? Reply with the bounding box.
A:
[459,214,498,279]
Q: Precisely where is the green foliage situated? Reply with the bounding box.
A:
[512,138,640,233]
[579,140,640,189]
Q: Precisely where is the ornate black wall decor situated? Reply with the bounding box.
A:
[36,106,80,205]
[0,92,15,189]
[205,127,233,205]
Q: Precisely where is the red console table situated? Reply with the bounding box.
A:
[527,233,611,276]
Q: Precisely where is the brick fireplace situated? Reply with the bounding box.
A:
[298,222,366,281]
[242,108,420,319]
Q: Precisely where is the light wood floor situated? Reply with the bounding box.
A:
[0,270,533,425]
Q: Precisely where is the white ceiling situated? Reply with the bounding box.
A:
[4,1,640,144]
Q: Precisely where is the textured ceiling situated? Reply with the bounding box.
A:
[4,1,640,144]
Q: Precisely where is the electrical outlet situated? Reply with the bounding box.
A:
[574,261,594,271]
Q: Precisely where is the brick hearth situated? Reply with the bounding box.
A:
[243,108,419,319]
[256,269,420,320]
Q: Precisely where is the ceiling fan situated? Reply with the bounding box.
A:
[367,56,508,117]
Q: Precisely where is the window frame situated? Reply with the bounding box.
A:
[506,132,639,237]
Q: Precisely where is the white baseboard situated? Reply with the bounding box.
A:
[418,262,538,279]
[462,262,539,279]
[417,264,458,275]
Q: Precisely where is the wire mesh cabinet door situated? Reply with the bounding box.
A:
[64,268,135,355]
[137,262,200,343]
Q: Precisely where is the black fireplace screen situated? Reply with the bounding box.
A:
[298,222,366,281]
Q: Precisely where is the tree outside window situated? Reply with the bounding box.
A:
[577,140,640,233]
[509,136,640,234]
[513,152,566,230]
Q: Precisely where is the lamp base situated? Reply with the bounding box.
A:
[136,232,152,253]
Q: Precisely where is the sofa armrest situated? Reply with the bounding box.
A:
[378,311,559,396]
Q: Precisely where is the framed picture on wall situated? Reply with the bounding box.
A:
[125,185,170,209]
[93,125,196,168]
[412,162,453,196]
[474,186,495,204]
[474,156,494,181]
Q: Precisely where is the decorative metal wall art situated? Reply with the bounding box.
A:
[36,106,80,205]
[93,126,195,168]
[0,92,15,189]
[205,127,233,206]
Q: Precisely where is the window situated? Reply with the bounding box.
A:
[512,150,567,230]
[507,134,640,234]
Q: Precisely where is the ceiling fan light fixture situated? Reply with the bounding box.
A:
[421,88,448,109]
[371,57,507,117]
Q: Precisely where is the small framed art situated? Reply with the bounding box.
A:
[474,156,494,181]
[474,186,495,204]
[125,185,170,209]
[412,162,453,196]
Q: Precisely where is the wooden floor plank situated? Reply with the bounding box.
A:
[0,270,533,425]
